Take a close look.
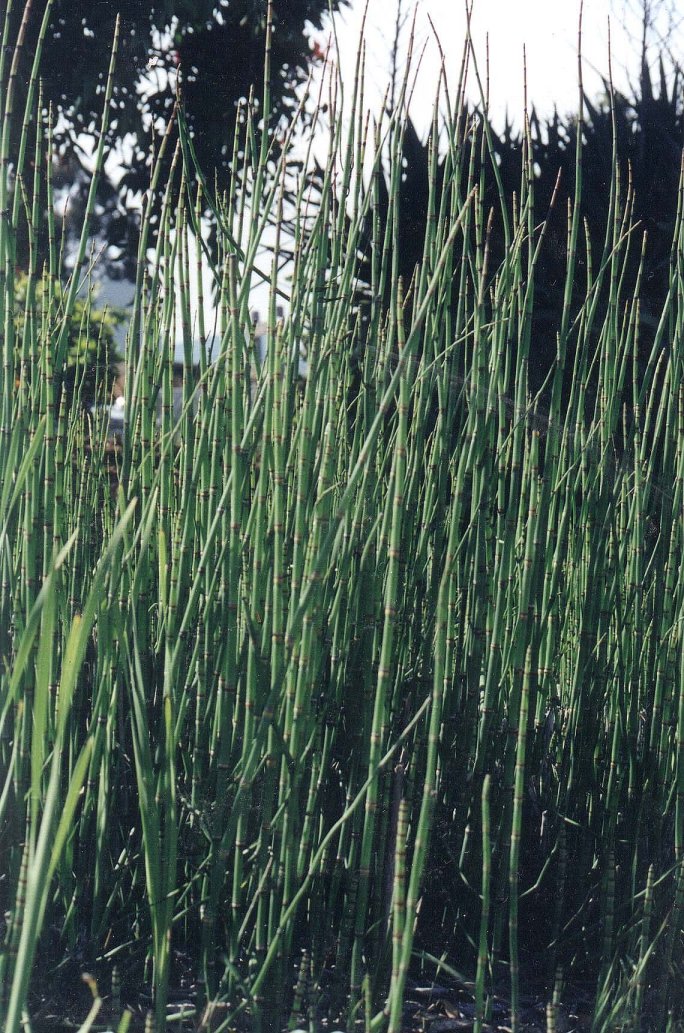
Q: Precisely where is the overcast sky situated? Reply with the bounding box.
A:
[102,0,684,355]
[225,0,684,340]
[320,0,684,130]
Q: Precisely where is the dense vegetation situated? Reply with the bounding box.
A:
[1,5,683,1033]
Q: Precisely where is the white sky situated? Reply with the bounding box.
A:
[321,0,683,129]
[99,0,684,354]
[240,0,682,319]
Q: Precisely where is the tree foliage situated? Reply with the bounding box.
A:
[347,51,684,396]
[14,272,124,403]
[15,0,348,276]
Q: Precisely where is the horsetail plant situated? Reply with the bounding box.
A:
[1,4,684,1032]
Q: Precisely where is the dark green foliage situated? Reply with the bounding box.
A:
[13,0,349,277]
[351,55,684,393]
[14,272,124,404]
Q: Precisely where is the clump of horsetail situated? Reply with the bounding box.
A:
[1,4,684,1033]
